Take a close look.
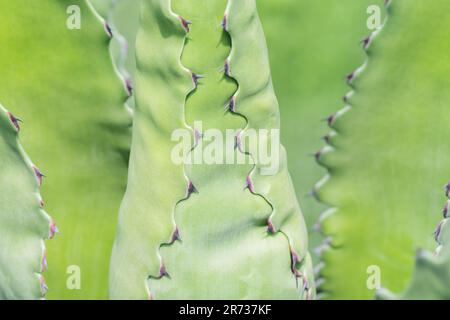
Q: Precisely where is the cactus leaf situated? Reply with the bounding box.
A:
[110,0,314,300]
[258,0,387,257]
[0,104,54,300]
[316,0,450,299]
[0,1,131,299]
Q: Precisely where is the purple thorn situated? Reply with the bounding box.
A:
[314,150,323,162]
[221,14,228,31]
[229,96,236,112]
[104,22,113,38]
[159,263,169,278]
[171,227,180,243]
[445,182,450,197]
[267,219,276,234]
[125,78,133,96]
[41,251,47,273]
[443,202,449,218]
[325,114,335,127]
[187,181,198,196]
[179,16,192,33]
[246,176,255,193]
[49,220,59,239]
[346,72,355,84]
[291,249,300,269]
[234,130,243,152]
[7,112,21,132]
[362,35,372,50]
[224,59,231,77]
[323,135,331,145]
[33,166,45,187]
[191,72,204,88]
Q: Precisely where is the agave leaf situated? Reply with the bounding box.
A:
[110,0,314,299]
[89,0,388,266]
[257,0,386,258]
[378,186,450,300]
[0,105,54,300]
[0,1,131,299]
[89,0,140,107]
[316,0,450,299]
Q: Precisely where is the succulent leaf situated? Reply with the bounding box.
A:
[258,0,387,254]
[0,1,131,299]
[316,0,450,299]
[89,0,140,105]
[0,104,53,300]
[110,0,314,300]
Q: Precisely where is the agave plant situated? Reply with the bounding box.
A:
[1,0,450,301]
[109,0,314,300]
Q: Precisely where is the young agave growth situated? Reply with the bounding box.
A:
[0,104,54,299]
[109,0,314,299]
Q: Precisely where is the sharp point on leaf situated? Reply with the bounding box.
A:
[49,220,58,239]
[39,275,48,296]
[104,21,113,38]
[187,181,198,196]
[221,14,228,31]
[346,71,356,84]
[445,181,450,197]
[32,166,45,187]
[171,227,180,243]
[443,201,449,218]
[323,114,335,127]
[159,263,169,278]
[191,72,205,88]
[246,175,255,193]
[7,111,22,132]
[41,249,47,273]
[179,16,191,33]
[125,78,133,96]
[224,59,231,77]
[229,95,236,112]
[362,34,373,50]
[267,218,276,234]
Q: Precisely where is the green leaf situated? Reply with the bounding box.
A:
[316,0,450,299]
[0,104,53,300]
[0,1,131,299]
[110,0,314,299]
[258,0,386,260]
